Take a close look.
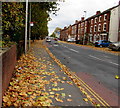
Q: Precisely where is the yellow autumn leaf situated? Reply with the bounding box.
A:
[19,92,27,96]
[83,98,88,102]
[115,75,120,79]
[67,98,72,102]
[3,96,9,102]
[55,98,63,102]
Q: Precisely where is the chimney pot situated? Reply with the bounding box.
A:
[96,11,101,15]
[81,17,84,21]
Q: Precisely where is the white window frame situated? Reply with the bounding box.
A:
[103,23,107,31]
[90,26,93,33]
[85,27,87,33]
[99,16,102,22]
[94,25,97,32]
[91,19,93,24]
[98,24,101,32]
[94,17,97,23]
[85,21,87,26]
[104,14,107,21]
[90,36,92,42]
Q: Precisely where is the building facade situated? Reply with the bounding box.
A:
[60,27,68,41]
[60,3,120,43]
[109,5,120,42]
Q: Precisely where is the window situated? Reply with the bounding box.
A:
[78,29,81,34]
[85,21,87,26]
[90,36,92,42]
[103,23,107,31]
[98,24,101,31]
[85,27,87,33]
[104,14,107,20]
[103,35,106,40]
[90,26,93,33]
[95,17,97,23]
[91,19,93,24]
[99,16,102,22]
[94,25,97,32]
[81,22,84,27]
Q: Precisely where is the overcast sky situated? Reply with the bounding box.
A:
[48,0,119,35]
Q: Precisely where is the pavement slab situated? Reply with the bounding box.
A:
[2,40,93,107]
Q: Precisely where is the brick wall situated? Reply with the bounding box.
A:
[1,45,16,99]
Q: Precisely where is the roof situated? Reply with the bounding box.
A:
[87,5,119,20]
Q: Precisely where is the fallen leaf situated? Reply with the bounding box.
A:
[83,98,88,102]
[61,93,66,97]
[55,98,63,102]
[3,96,9,102]
[115,75,120,79]
[67,99,72,102]
[50,92,55,95]
[67,81,73,85]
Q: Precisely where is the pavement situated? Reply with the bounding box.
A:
[46,40,119,107]
[2,40,95,107]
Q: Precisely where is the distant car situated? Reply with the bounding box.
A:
[67,38,76,42]
[108,42,120,51]
[95,40,111,47]
[46,38,51,42]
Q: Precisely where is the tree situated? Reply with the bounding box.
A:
[50,32,56,38]
[31,2,59,40]
[2,2,25,43]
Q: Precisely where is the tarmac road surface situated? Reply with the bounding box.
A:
[45,40,119,106]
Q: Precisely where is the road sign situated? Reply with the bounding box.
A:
[30,22,34,26]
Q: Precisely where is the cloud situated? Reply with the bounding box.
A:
[48,0,119,35]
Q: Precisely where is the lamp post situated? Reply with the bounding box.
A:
[83,11,87,45]
[25,0,28,54]
[84,11,87,19]
[29,2,31,50]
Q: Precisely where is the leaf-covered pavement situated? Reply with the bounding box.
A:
[2,40,93,107]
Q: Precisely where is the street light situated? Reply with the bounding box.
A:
[29,2,31,50]
[25,0,28,54]
[83,11,87,45]
[84,11,87,19]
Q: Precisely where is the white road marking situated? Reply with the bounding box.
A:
[109,62,119,66]
[53,44,58,46]
[69,48,79,53]
[89,55,119,66]
[62,44,79,53]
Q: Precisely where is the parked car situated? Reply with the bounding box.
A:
[67,38,76,42]
[108,42,120,51]
[46,38,51,42]
[95,40,111,47]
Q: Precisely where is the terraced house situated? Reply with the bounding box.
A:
[60,3,120,44]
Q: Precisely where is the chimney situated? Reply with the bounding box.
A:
[75,20,78,23]
[96,11,101,15]
[81,17,84,21]
[119,0,120,5]
[64,27,67,29]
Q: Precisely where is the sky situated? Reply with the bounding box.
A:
[48,0,119,35]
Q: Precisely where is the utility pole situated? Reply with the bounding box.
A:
[29,2,31,50]
[83,11,87,45]
[25,0,28,53]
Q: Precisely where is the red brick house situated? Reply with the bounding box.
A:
[87,10,110,43]
[71,20,78,39]
[60,3,119,43]
[60,27,68,41]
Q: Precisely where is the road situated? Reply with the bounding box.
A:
[45,40,119,106]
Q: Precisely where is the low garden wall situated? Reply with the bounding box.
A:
[0,44,17,106]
